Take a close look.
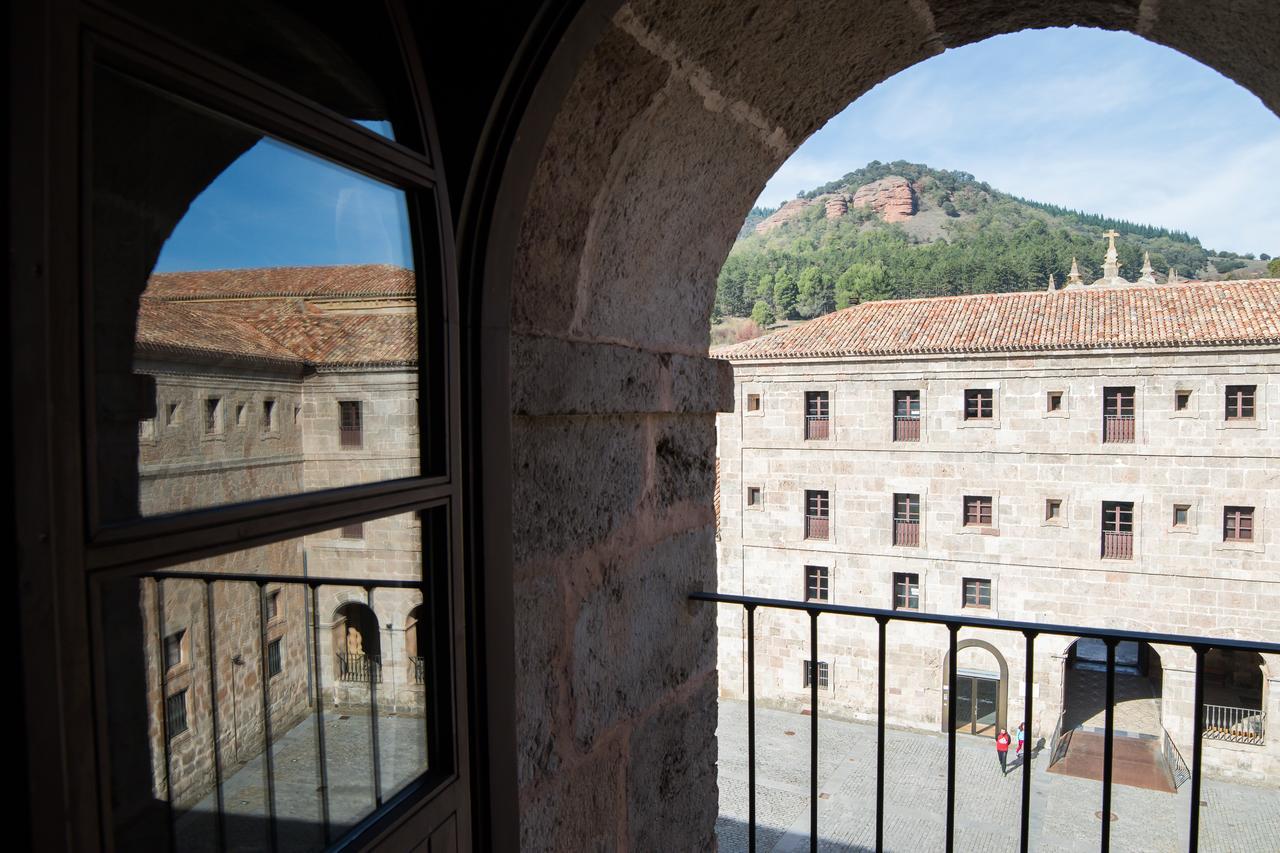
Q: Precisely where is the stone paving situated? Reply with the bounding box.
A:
[717,699,1280,852]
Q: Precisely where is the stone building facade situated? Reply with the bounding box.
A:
[130,264,425,805]
[715,270,1280,784]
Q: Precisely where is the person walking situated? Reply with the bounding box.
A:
[1015,722,1026,767]
[996,728,1011,775]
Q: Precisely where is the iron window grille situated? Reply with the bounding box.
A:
[963,389,993,420]
[894,390,921,441]
[804,490,830,540]
[340,522,364,540]
[803,660,830,689]
[267,638,283,678]
[804,565,829,602]
[963,495,993,527]
[1225,385,1256,420]
[805,391,830,440]
[1103,387,1135,443]
[963,578,992,608]
[339,400,363,448]
[1224,506,1254,542]
[1102,501,1135,559]
[165,690,189,739]
[893,493,920,546]
[893,572,920,610]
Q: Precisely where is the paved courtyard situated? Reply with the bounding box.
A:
[716,699,1280,852]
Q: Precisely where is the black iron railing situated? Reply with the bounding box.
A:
[411,656,426,684]
[692,590,1280,853]
[338,652,383,683]
[148,570,425,852]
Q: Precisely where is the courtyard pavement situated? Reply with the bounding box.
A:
[716,699,1280,852]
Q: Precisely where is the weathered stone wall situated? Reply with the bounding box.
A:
[717,346,1280,781]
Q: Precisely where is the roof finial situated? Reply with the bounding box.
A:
[1137,251,1156,285]
[1066,257,1084,287]
[1168,267,1180,284]
[1047,272,1057,292]
[1102,229,1122,279]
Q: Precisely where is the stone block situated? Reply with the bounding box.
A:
[651,414,717,511]
[670,353,734,413]
[514,573,567,788]
[519,738,623,852]
[928,0,1140,48]
[511,334,663,416]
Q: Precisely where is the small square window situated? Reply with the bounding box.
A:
[963,495,993,527]
[964,389,994,420]
[204,398,221,434]
[803,660,830,689]
[165,690,189,739]
[163,629,186,671]
[340,522,364,540]
[1045,499,1062,521]
[746,486,761,507]
[1173,504,1190,527]
[1224,506,1254,542]
[1047,391,1063,412]
[267,638,283,678]
[1225,385,1256,420]
[746,393,762,412]
[804,565,829,602]
[1174,390,1192,412]
[893,572,920,610]
[962,578,992,608]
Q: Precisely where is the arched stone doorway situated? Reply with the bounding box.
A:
[405,604,426,685]
[1062,639,1163,736]
[943,639,1009,737]
[1204,649,1267,743]
[332,602,382,684]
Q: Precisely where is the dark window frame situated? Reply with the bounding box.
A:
[165,690,189,740]
[804,565,829,602]
[963,495,993,527]
[267,638,283,678]
[1224,506,1255,542]
[1225,385,1256,420]
[964,389,994,420]
[892,572,920,610]
[1103,386,1136,443]
[962,578,992,608]
[804,490,830,541]
[1101,500,1135,559]
[339,400,364,448]
[802,660,830,689]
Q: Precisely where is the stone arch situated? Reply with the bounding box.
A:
[332,601,381,682]
[942,639,1010,735]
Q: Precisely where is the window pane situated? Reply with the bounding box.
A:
[91,66,424,523]
[95,509,443,851]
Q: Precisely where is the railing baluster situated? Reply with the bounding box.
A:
[204,581,228,852]
[367,586,383,807]
[1100,638,1117,853]
[746,604,757,853]
[876,616,887,853]
[809,611,819,853]
[310,583,332,844]
[1189,646,1206,853]
[945,624,958,853]
[155,578,177,853]
[256,581,279,853]
[1021,630,1036,853]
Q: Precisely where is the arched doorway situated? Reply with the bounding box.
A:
[405,604,426,685]
[1204,649,1267,743]
[333,602,382,684]
[943,640,1009,737]
[1062,639,1163,735]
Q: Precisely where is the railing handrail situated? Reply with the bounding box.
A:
[689,590,1280,654]
[146,570,423,589]
[1161,728,1191,788]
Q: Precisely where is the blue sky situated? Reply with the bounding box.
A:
[755,27,1280,254]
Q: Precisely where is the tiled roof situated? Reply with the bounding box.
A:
[136,265,417,368]
[713,280,1280,361]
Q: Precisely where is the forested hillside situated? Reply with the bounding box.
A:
[715,161,1262,328]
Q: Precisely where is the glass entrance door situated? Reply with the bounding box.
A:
[954,674,1000,736]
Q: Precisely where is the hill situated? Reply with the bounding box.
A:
[715,160,1262,326]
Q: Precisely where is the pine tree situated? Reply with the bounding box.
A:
[773,269,799,319]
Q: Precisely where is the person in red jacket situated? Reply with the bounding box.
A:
[996,728,1011,775]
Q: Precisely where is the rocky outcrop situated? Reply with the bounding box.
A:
[753,198,815,234]
[824,195,849,219]
[851,176,915,222]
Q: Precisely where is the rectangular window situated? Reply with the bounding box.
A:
[894,390,921,441]
[893,572,920,610]
[263,399,276,431]
[340,522,364,540]
[804,565,829,602]
[1224,506,1254,542]
[804,490,830,540]
[235,402,247,427]
[893,493,920,546]
[1103,387,1135,443]
[339,400,363,448]
[1047,391,1063,412]
[267,638,283,678]
[963,495,993,527]
[165,690,189,739]
[964,389,993,420]
[746,393,761,412]
[803,660,830,689]
[1046,499,1062,521]
[1173,504,1190,528]
[163,630,185,671]
[1175,390,1192,412]
[204,397,221,434]
[1225,385,1256,420]
[962,578,992,608]
[166,402,180,425]
[804,391,830,440]
[267,590,281,620]
[746,486,761,507]
[293,404,302,425]
[1101,501,1135,559]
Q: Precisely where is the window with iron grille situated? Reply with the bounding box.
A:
[163,629,185,671]
[964,389,993,420]
[893,493,920,546]
[963,495,993,527]
[894,390,921,441]
[1225,385,1256,420]
[267,638,283,678]
[1224,506,1254,542]
[804,490,830,540]
[340,522,364,540]
[166,690,189,739]
[1103,387,1135,443]
[204,397,221,434]
[339,400,363,448]
[805,391,830,440]
[804,565,829,602]
[1101,501,1135,559]
[893,572,920,610]
[962,578,992,608]
[803,660,830,689]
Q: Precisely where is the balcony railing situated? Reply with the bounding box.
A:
[893,519,919,547]
[411,655,426,684]
[804,515,829,540]
[1103,414,1135,443]
[339,425,363,448]
[1102,530,1133,560]
[691,589,1280,853]
[1203,704,1266,743]
[804,415,830,440]
[337,652,383,683]
[893,415,920,442]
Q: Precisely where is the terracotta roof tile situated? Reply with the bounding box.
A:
[144,264,415,300]
[713,280,1280,360]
